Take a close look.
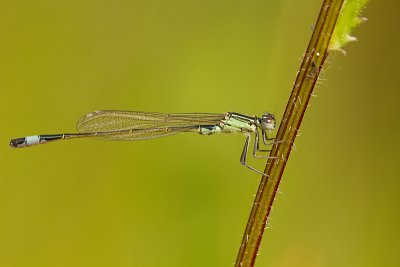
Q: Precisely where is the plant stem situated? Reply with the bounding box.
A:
[235,0,344,266]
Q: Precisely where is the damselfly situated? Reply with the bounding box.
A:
[10,110,276,175]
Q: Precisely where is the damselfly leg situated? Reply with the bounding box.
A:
[262,129,275,145]
[240,132,275,176]
[253,131,272,159]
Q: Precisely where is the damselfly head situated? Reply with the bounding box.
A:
[260,113,276,131]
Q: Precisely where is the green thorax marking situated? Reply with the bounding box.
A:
[222,114,257,133]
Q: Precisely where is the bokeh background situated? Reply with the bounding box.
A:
[1,0,399,266]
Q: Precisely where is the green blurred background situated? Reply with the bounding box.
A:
[1,1,399,266]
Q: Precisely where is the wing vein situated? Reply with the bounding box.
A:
[76,110,225,141]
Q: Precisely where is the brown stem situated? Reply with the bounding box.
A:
[235,0,344,266]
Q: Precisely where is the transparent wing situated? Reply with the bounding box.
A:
[76,110,226,141]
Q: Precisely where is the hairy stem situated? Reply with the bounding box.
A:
[235,0,344,266]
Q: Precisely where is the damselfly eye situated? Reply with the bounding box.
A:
[260,113,276,131]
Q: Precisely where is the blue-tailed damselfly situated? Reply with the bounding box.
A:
[10,110,276,175]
